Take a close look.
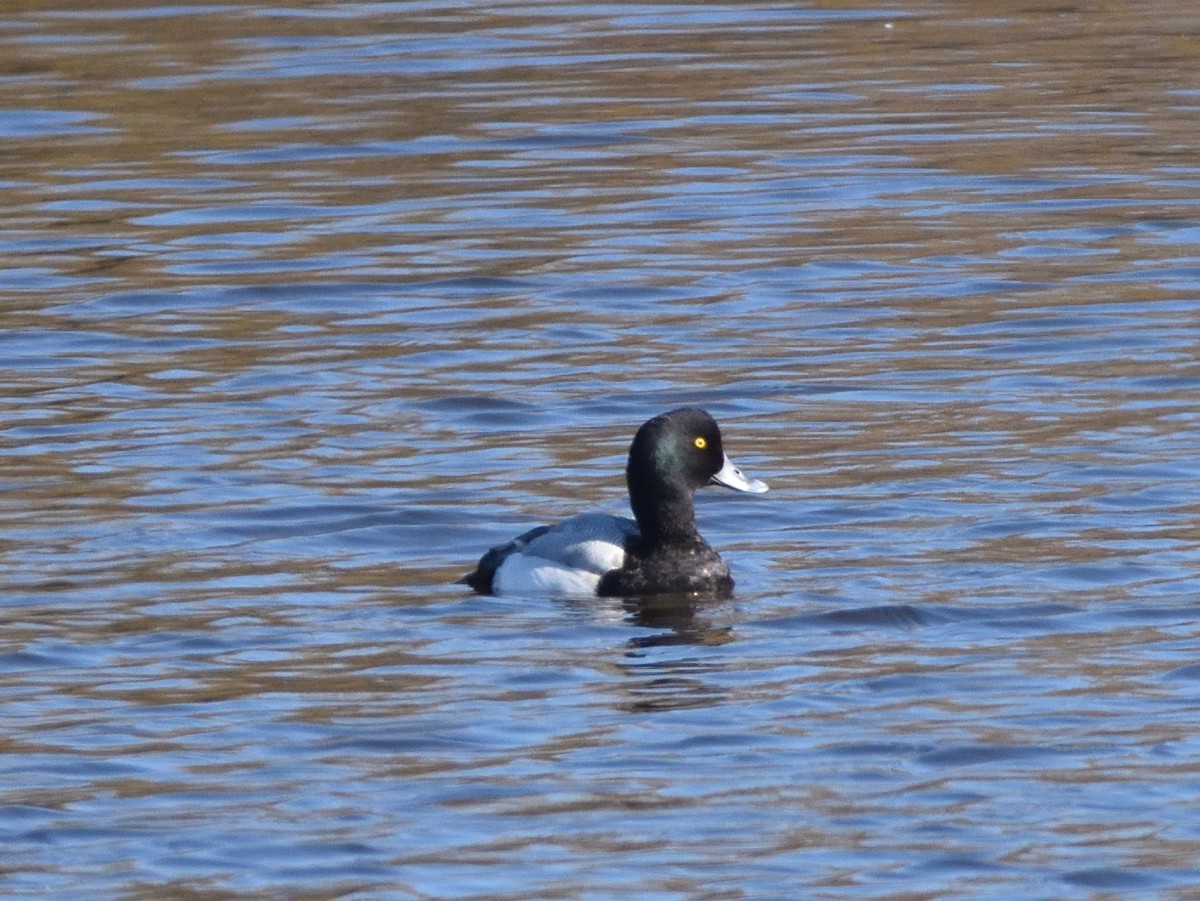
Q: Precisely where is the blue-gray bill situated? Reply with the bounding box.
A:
[710,454,768,493]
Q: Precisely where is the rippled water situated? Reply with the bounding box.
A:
[3,1,1200,898]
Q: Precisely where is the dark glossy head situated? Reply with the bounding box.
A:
[625,408,767,542]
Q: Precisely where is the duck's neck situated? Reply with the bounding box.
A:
[629,475,698,545]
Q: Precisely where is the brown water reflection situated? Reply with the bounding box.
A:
[2,1,1199,898]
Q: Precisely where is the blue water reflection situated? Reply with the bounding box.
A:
[2,0,1199,898]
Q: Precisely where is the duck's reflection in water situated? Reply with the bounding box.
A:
[622,593,735,649]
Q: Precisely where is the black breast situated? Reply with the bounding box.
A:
[596,537,733,598]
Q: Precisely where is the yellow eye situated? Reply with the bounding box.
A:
[694,436,707,449]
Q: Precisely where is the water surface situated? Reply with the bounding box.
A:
[2,1,1199,898]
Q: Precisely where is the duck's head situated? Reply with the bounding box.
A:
[626,408,767,539]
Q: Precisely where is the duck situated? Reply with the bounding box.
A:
[459,408,768,598]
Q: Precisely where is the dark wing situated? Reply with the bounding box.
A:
[457,524,551,594]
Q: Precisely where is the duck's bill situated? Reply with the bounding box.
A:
[711,454,769,493]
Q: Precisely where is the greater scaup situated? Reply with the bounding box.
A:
[460,408,768,598]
